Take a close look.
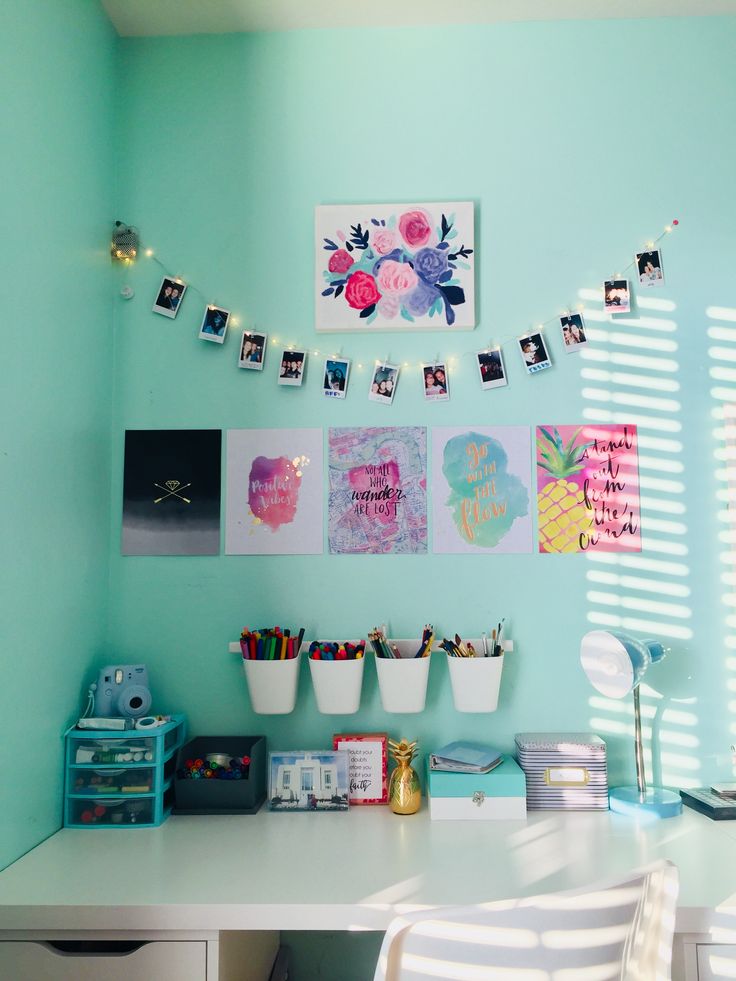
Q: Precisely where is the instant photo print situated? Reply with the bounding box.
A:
[560,314,588,352]
[604,279,631,314]
[518,333,552,375]
[324,358,350,399]
[422,363,449,401]
[153,276,187,319]
[477,348,507,390]
[636,250,664,288]
[239,331,267,370]
[369,363,399,404]
[278,351,306,386]
[199,305,230,344]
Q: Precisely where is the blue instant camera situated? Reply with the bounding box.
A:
[93,664,152,718]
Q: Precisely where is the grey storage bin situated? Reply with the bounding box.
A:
[174,735,266,814]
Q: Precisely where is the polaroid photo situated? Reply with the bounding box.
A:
[369,362,399,404]
[268,750,349,812]
[560,313,588,353]
[476,348,507,390]
[278,350,306,387]
[422,363,449,402]
[238,331,267,370]
[152,277,187,319]
[323,358,350,399]
[199,305,230,344]
[636,250,665,288]
[603,279,631,314]
[518,333,552,375]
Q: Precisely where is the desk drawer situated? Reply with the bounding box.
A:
[0,940,206,980]
[697,944,736,979]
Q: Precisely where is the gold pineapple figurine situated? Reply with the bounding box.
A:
[388,738,421,815]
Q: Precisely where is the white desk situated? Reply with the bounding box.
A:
[0,807,734,978]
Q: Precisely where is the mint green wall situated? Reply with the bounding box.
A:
[109,18,736,799]
[0,1,116,869]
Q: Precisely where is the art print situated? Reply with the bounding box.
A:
[315,202,475,331]
[152,277,187,319]
[432,427,533,554]
[328,427,427,554]
[333,733,388,805]
[536,424,641,553]
[199,305,230,344]
[268,751,349,811]
[122,429,221,555]
[226,428,323,555]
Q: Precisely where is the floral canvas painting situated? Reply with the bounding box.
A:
[315,202,475,332]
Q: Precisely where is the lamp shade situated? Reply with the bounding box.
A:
[580,630,666,699]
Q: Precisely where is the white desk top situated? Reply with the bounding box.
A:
[0,807,734,935]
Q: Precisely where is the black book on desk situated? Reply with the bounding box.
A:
[680,787,736,820]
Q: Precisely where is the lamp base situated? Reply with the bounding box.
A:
[609,786,682,819]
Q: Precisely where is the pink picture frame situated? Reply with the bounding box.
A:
[333,732,388,805]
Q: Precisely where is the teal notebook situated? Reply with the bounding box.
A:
[429,741,503,773]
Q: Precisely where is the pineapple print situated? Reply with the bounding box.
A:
[538,427,594,553]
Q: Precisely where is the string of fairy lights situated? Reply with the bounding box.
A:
[127,220,679,384]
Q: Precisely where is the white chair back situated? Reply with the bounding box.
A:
[374,860,679,981]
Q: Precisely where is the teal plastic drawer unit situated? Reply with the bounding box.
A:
[63,715,186,828]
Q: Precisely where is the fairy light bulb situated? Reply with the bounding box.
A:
[145,249,154,257]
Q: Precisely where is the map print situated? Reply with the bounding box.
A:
[328,427,427,554]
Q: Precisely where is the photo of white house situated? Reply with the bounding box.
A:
[269,751,349,811]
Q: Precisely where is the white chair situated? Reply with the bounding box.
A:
[374,860,679,981]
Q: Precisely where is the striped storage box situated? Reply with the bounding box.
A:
[514,732,609,810]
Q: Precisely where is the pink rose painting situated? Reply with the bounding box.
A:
[315,202,475,332]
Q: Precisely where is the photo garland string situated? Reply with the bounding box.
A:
[138,219,679,401]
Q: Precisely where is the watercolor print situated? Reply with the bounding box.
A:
[315,202,475,332]
[536,424,641,553]
[225,428,323,555]
[328,427,427,554]
[432,427,533,554]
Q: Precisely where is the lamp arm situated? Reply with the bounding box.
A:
[633,686,647,796]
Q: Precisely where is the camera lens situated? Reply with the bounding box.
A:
[116,684,152,718]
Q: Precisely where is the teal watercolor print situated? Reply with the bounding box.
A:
[315,202,475,332]
[432,427,533,554]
